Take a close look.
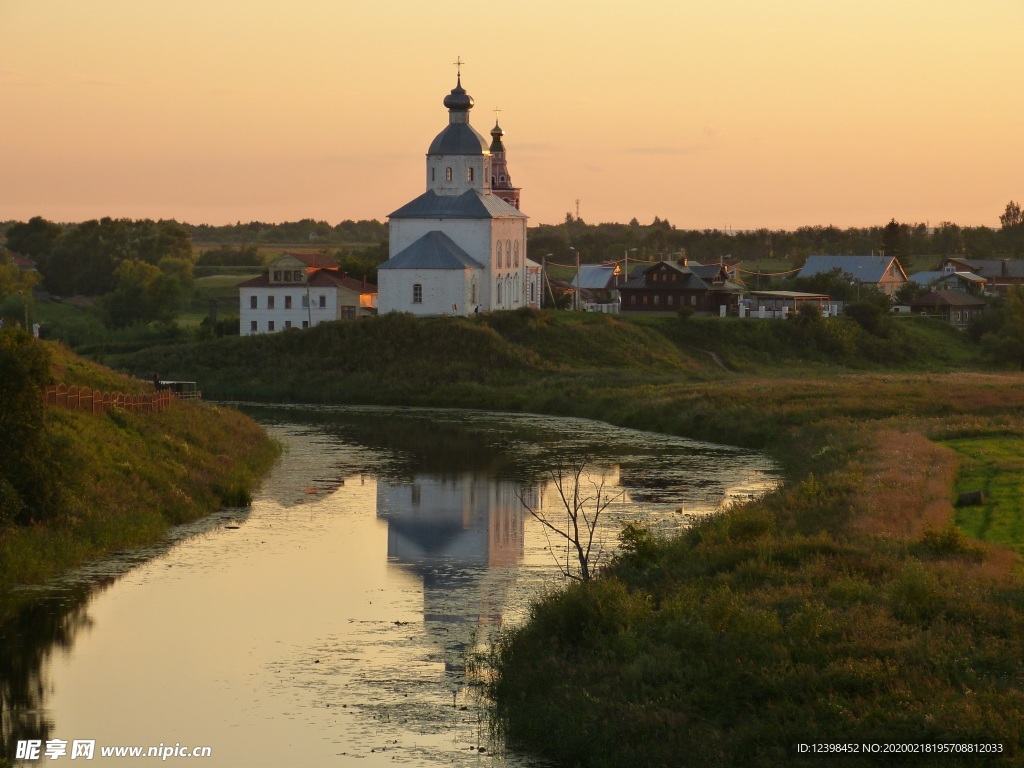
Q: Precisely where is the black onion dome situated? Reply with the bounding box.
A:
[443,76,474,111]
[489,120,506,153]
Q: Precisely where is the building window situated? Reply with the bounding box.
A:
[250,320,257,333]
[514,274,520,304]
[294,270,304,281]
[691,295,696,305]
[500,175,506,182]
[285,296,292,309]
[285,320,292,329]
[495,240,502,267]
[268,321,275,332]
[496,279,503,305]
[340,306,356,319]
[514,240,519,267]
[267,296,275,309]
[445,167,452,182]
[467,167,474,182]
[302,320,309,328]
[654,294,660,305]
[471,280,477,304]
[302,295,309,308]
[432,168,435,181]
[631,295,636,305]
[505,240,511,268]
[319,295,326,308]
[273,271,281,281]
[250,296,257,309]
[413,284,423,304]
[668,295,674,305]
[643,295,648,305]
[530,282,535,303]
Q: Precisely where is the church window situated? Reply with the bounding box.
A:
[505,240,511,268]
[495,240,502,267]
[413,284,423,304]
[496,279,503,305]
[491,176,496,185]
[432,168,435,181]
[500,175,506,183]
[514,274,520,304]
[250,296,257,309]
[445,167,452,182]
[530,282,535,303]
[467,167,474,182]
[471,280,477,304]
[514,240,520,267]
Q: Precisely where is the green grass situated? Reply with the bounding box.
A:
[946,436,1024,554]
[179,273,251,328]
[0,346,279,600]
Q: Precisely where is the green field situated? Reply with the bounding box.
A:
[947,437,1024,553]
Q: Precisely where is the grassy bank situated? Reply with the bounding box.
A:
[106,309,1024,765]
[0,343,279,599]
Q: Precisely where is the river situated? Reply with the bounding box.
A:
[1,406,778,766]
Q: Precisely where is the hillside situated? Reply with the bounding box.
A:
[0,334,279,597]
[112,309,981,407]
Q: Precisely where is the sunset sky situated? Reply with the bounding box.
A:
[2,0,1021,229]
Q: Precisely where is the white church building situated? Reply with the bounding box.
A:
[378,72,534,316]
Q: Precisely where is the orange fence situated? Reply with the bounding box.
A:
[44,384,175,414]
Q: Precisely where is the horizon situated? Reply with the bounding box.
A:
[2,1,1021,230]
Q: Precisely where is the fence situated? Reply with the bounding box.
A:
[44,384,175,414]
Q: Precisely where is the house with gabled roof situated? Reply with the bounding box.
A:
[939,257,1024,293]
[797,255,907,297]
[238,252,377,336]
[909,289,986,327]
[619,259,743,314]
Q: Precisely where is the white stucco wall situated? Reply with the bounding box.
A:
[378,268,480,316]
[239,285,349,335]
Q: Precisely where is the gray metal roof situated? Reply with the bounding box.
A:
[571,264,619,290]
[428,123,489,155]
[798,255,906,283]
[378,231,484,271]
[910,270,987,286]
[388,189,526,220]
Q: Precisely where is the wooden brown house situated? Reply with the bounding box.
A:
[619,260,743,314]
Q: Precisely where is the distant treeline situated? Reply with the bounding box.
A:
[185,218,388,245]
[532,203,1024,265]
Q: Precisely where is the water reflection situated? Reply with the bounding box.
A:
[1,406,778,766]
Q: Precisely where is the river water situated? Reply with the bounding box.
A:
[1,406,778,767]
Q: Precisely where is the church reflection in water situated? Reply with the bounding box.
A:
[376,473,537,674]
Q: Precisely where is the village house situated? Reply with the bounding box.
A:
[909,268,986,295]
[619,259,743,314]
[238,252,377,336]
[797,254,908,297]
[908,289,986,327]
[939,257,1024,293]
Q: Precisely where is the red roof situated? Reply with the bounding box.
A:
[237,268,376,293]
[284,252,338,269]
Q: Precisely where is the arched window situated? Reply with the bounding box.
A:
[431,167,435,181]
[530,282,536,303]
[471,279,477,305]
[514,240,520,267]
[505,240,512,268]
[413,284,423,304]
[445,167,452,182]
[467,167,474,182]
[514,274,520,304]
[495,240,502,268]
[496,278,503,306]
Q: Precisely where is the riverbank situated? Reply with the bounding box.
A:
[0,342,280,606]
[109,310,1024,764]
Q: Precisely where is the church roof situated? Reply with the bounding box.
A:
[379,231,485,271]
[388,189,525,219]
[428,123,490,155]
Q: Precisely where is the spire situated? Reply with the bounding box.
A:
[443,57,473,112]
[489,111,506,153]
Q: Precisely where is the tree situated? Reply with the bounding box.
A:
[1000,201,1023,229]
[517,459,622,581]
[881,218,907,261]
[101,258,186,328]
[0,326,57,525]
[981,285,1024,369]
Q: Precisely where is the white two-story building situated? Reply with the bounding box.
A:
[238,253,377,336]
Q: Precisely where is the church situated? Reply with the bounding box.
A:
[377,70,532,315]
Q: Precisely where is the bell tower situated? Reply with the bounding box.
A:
[489,113,521,210]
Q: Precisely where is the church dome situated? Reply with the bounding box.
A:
[489,120,506,153]
[443,76,474,111]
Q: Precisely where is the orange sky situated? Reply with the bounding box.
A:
[1,0,1022,229]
